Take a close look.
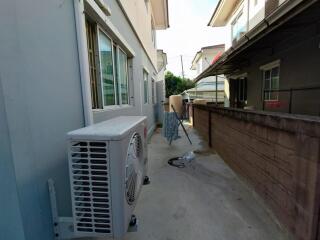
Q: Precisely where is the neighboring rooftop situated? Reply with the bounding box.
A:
[191,44,225,70]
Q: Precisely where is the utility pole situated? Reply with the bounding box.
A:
[180,55,185,79]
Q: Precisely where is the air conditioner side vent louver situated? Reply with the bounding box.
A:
[69,141,112,236]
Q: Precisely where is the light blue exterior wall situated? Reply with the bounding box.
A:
[92,0,158,134]
[0,0,84,239]
[0,0,158,239]
[0,76,26,240]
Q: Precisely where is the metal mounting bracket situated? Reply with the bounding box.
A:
[48,179,77,240]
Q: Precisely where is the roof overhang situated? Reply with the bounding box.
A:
[191,51,202,70]
[191,44,225,70]
[208,0,239,27]
[196,0,319,82]
[150,0,170,29]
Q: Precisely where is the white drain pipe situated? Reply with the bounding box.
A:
[74,0,93,126]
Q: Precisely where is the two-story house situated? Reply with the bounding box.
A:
[189,45,229,106]
[0,0,169,239]
[196,0,320,116]
[190,2,320,240]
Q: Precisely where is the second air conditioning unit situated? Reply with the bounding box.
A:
[67,116,148,239]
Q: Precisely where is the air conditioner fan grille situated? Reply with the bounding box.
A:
[69,141,112,236]
[125,133,143,205]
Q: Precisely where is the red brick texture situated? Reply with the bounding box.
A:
[193,105,320,240]
[193,107,209,142]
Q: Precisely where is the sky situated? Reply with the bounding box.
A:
[157,0,226,79]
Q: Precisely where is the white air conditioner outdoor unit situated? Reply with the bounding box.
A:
[67,116,148,239]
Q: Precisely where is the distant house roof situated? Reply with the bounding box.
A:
[191,44,225,70]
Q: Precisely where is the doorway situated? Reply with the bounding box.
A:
[229,77,247,108]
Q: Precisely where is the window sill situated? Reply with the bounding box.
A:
[92,105,133,113]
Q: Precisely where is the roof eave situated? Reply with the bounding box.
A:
[208,0,239,27]
[152,0,170,29]
[190,51,202,70]
[208,0,223,26]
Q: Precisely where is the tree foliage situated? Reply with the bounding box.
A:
[165,71,195,98]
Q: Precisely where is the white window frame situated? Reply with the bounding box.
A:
[112,43,119,106]
[97,26,130,109]
[260,60,281,101]
[85,0,135,57]
[117,46,130,106]
[97,27,117,108]
[143,70,149,104]
[151,78,156,104]
[82,0,137,114]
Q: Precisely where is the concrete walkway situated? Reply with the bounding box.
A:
[124,126,288,240]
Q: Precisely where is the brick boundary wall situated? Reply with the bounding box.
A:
[193,104,320,240]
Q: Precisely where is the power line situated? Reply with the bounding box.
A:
[166,55,195,59]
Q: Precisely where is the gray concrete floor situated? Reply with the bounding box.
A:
[124,126,289,240]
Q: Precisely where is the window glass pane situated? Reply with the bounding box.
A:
[239,79,244,100]
[264,91,270,100]
[143,71,148,104]
[271,67,279,90]
[263,66,280,100]
[264,69,271,98]
[113,45,119,105]
[152,79,155,104]
[271,67,279,78]
[265,79,271,90]
[232,11,246,41]
[271,77,279,90]
[264,70,270,80]
[270,92,278,100]
[232,22,237,40]
[237,12,246,38]
[98,30,115,106]
[86,20,101,109]
[119,50,129,104]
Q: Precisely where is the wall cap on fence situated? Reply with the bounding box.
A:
[193,104,320,138]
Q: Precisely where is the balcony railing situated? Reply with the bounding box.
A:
[263,85,320,116]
